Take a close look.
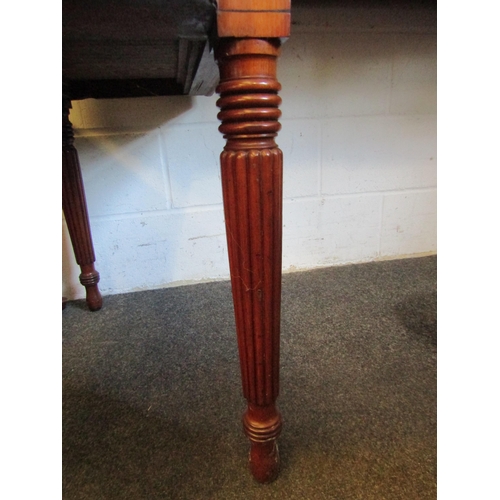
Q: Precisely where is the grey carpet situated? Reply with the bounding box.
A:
[62,255,437,499]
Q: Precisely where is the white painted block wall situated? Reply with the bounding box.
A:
[62,4,437,300]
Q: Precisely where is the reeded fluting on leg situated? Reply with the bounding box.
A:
[62,96,102,311]
[216,38,284,483]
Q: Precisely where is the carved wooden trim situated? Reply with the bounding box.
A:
[216,37,284,483]
[62,96,103,311]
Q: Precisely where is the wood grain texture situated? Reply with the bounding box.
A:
[217,0,290,10]
[217,12,290,37]
[216,0,291,38]
[62,96,102,311]
[216,38,284,483]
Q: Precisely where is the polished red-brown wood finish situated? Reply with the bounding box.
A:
[216,38,285,483]
[62,96,102,311]
[63,0,290,481]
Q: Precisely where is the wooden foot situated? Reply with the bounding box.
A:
[216,38,284,483]
[62,94,102,311]
[244,403,282,483]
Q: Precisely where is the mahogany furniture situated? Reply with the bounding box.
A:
[62,92,103,311]
[63,0,290,483]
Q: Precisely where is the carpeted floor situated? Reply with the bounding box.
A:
[62,255,436,499]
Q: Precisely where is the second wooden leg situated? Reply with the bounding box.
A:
[62,97,102,311]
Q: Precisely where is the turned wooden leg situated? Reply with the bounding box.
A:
[216,38,284,483]
[62,96,102,311]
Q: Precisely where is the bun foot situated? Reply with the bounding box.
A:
[249,440,280,484]
[85,285,102,311]
[80,266,102,311]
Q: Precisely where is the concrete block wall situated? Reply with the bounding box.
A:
[62,3,437,300]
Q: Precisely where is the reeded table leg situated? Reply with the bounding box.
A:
[216,38,284,483]
[62,96,102,311]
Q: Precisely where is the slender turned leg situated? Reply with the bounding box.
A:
[216,39,284,483]
[62,96,102,311]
